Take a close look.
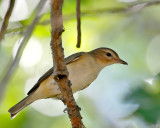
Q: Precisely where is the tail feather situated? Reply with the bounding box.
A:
[8,95,31,119]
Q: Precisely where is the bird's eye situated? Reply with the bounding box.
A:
[106,52,112,57]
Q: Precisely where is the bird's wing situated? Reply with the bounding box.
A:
[27,52,85,95]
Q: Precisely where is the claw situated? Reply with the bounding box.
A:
[63,108,68,113]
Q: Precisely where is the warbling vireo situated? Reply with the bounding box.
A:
[8,47,128,119]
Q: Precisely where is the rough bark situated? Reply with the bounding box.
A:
[50,0,85,127]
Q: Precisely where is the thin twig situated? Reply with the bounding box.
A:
[0,0,15,44]
[50,0,85,127]
[0,0,46,104]
[6,26,25,34]
[76,0,81,48]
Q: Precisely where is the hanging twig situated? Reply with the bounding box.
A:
[0,0,15,44]
[0,0,46,104]
[76,0,81,48]
[50,0,85,127]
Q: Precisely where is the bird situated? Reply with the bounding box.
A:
[8,47,128,119]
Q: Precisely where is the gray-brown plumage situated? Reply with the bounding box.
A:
[8,47,127,119]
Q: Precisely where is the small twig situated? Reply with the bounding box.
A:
[0,0,15,44]
[76,0,81,48]
[6,26,25,34]
[80,0,160,14]
[0,0,46,104]
[50,0,85,127]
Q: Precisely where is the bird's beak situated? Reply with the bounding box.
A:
[117,59,128,65]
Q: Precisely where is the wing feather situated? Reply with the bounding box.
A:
[27,52,85,95]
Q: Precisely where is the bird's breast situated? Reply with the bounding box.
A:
[67,55,100,93]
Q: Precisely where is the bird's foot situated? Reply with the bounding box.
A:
[63,108,68,113]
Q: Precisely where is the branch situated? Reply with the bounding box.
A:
[6,26,25,34]
[6,0,160,34]
[50,0,85,127]
[81,0,160,14]
[0,0,15,44]
[76,0,81,48]
[0,0,46,104]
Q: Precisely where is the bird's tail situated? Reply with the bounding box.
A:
[8,95,32,119]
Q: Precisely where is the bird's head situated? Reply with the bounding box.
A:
[90,47,128,68]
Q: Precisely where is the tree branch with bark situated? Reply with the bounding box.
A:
[5,0,160,36]
[50,0,85,127]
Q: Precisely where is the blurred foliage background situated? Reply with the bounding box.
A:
[0,0,160,128]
